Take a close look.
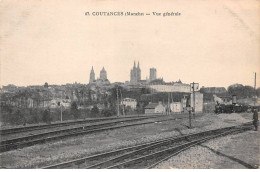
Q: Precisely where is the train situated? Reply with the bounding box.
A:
[214,95,260,114]
[214,103,260,114]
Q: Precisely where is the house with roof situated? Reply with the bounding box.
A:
[170,102,182,113]
[121,98,137,110]
[144,102,166,114]
[213,94,232,105]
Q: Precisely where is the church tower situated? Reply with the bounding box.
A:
[89,66,95,83]
[100,67,107,81]
[130,61,141,84]
[149,68,157,81]
[137,61,141,81]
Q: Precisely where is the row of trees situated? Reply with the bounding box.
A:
[227,84,259,99]
[200,84,260,102]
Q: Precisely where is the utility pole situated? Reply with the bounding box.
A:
[192,82,196,119]
[116,86,120,117]
[254,72,257,106]
[58,101,63,122]
[190,82,199,119]
[119,89,125,116]
[254,72,256,90]
[167,92,170,115]
[188,97,192,128]
[60,105,63,122]
[170,92,173,115]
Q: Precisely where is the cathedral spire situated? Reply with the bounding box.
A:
[89,66,95,83]
[134,61,136,68]
[137,61,140,68]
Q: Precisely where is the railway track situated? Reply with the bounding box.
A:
[43,122,253,169]
[0,115,179,153]
[0,115,160,136]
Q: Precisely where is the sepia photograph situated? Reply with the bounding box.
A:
[0,0,259,169]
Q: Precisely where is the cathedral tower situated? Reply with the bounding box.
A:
[149,68,157,81]
[130,61,141,84]
[89,66,95,83]
[100,67,107,81]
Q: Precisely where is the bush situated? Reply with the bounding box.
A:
[71,101,80,119]
[12,109,26,125]
[90,105,99,117]
[42,109,51,124]
[101,108,115,117]
[27,109,40,124]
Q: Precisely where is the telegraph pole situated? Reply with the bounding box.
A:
[169,93,170,115]
[119,89,125,116]
[193,82,195,118]
[190,82,199,119]
[116,86,120,117]
[58,101,63,122]
[254,72,257,106]
[188,97,192,128]
[60,105,63,122]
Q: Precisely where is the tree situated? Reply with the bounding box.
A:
[91,105,99,117]
[101,108,115,117]
[44,82,49,88]
[42,109,51,124]
[71,101,80,119]
[141,87,151,94]
[87,89,92,104]
[257,87,260,97]
[12,109,25,125]
[228,84,256,99]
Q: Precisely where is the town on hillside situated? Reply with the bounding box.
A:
[1,61,259,125]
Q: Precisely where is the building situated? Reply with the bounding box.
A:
[190,92,204,113]
[170,102,182,113]
[121,98,137,110]
[89,66,95,83]
[100,67,107,81]
[49,98,71,109]
[89,67,110,86]
[149,82,191,93]
[145,102,166,114]
[95,79,110,86]
[201,87,227,94]
[149,68,157,81]
[130,61,141,84]
[213,94,232,104]
[181,96,188,109]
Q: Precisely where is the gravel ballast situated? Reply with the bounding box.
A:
[0,112,255,168]
[154,113,259,169]
[154,130,259,169]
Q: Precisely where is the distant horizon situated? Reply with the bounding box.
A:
[1,73,258,90]
[1,62,259,89]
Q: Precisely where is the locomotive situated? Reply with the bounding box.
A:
[214,95,259,114]
[214,103,251,114]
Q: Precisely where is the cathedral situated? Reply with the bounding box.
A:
[89,66,109,85]
[130,61,141,84]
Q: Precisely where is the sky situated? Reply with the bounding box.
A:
[1,0,259,88]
